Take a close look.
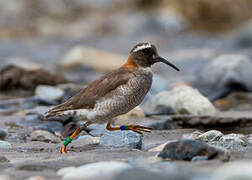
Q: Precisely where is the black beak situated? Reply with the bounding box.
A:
[157,56,180,71]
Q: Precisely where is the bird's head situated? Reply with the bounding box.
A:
[129,42,180,71]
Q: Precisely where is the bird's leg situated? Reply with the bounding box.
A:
[60,121,91,154]
[106,122,152,134]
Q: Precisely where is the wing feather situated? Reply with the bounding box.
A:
[45,67,132,118]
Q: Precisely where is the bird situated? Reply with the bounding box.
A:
[45,42,180,154]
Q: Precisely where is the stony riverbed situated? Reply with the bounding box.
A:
[1,1,252,180]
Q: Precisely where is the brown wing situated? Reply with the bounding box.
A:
[45,67,133,118]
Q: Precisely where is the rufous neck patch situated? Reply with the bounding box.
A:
[123,57,138,70]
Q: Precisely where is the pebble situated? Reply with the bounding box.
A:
[100,131,142,149]
[158,139,230,161]
[0,129,7,140]
[35,85,64,102]
[77,135,100,144]
[143,85,216,116]
[61,161,131,179]
[0,141,11,149]
[196,130,223,142]
[0,156,9,163]
[191,156,208,162]
[218,133,247,149]
[30,130,61,143]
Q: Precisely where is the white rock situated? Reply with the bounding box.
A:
[144,85,216,115]
[62,161,131,180]
[196,130,223,142]
[0,141,11,149]
[35,85,64,101]
[219,133,246,146]
[211,161,252,180]
[60,46,126,72]
[57,166,76,176]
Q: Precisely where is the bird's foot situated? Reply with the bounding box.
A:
[60,145,68,154]
[121,125,152,134]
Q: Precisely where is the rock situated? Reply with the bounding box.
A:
[21,96,58,109]
[59,46,126,72]
[0,129,7,140]
[30,130,60,143]
[182,131,202,140]
[84,123,107,137]
[0,65,70,91]
[211,162,252,180]
[196,130,223,142]
[114,106,145,126]
[217,133,247,150]
[35,85,64,102]
[100,131,142,149]
[143,86,216,116]
[35,121,63,134]
[116,106,145,120]
[77,135,100,144]
[57,166,76,176]
[158,139,230,161]
[61,122,79,138]
[61,161,131,179]
[0,141,11,149]
[236,20,252,47]
[0,156,9,163]
[145,104,176,117]
[245,134,252,144]
[191,156,208,162]
[57,83,84,102]
[197,54,252,100]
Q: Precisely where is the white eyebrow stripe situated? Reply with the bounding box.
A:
[133,43,151,52]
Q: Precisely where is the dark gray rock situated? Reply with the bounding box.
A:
[21,96,58,109]
[100,131,142,149]
[197,54,252,100]
[158,139,230,161]
[0,129,7,140]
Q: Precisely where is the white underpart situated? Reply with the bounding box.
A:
[133,43,151,52]
[140,67,152,74]
[63,109,90,118]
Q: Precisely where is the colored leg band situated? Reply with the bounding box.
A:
[120,125,130,130]
[63,137,72,146]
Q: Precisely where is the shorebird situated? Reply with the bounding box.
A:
[45,42,180,154]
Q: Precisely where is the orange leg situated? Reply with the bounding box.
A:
[60,121,91,154]
[106,122,152,134]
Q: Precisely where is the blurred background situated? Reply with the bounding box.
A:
[1,0,252,106]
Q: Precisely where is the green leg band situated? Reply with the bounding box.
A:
[63,137,72,146]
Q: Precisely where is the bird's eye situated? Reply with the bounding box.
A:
[142,48,150,54]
